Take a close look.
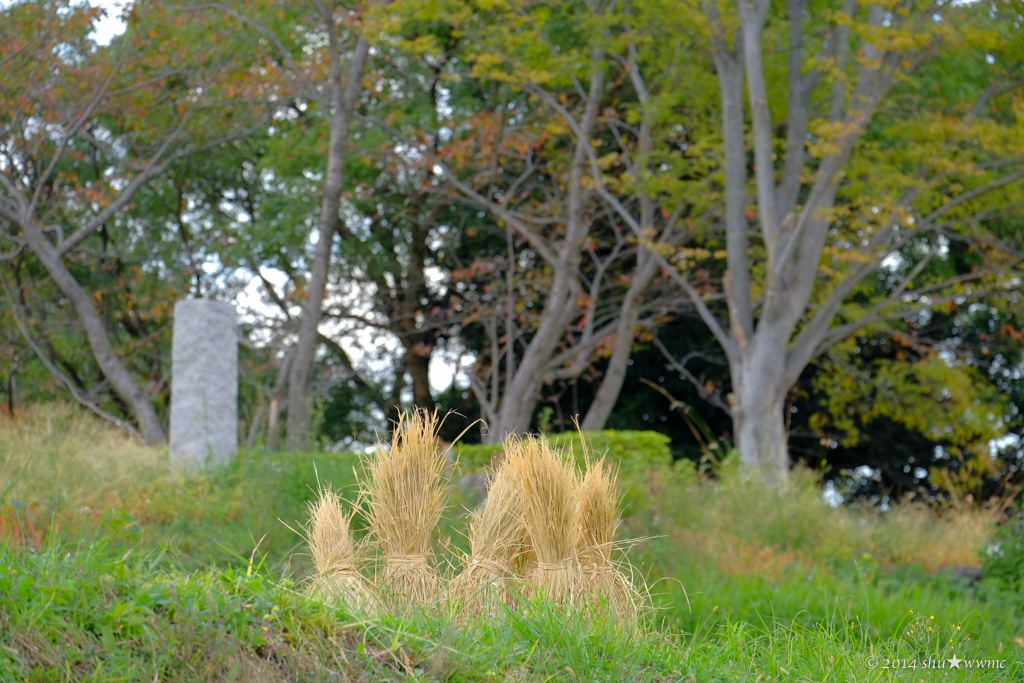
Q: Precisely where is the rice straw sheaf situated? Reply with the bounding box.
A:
[361,408,449,607]
[449,462,527,614]
[577,459,638,622]
[505,435,583,606]
[304,487,376,611]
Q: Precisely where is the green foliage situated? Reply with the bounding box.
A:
[4,0,1024,496]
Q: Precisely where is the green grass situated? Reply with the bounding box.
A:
[627,464,1024,656]
[2,403,1023,681]
[2,539,1020,682]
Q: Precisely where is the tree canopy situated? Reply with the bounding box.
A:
[2,0,1022,501]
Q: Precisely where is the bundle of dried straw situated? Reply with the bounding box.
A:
[361,409,448,606]
[304,487,376,610]
[449,462,527,613]
[505,435,583,605]
[577,459,637,621]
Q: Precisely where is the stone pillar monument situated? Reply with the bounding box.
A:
[170,299,238,470]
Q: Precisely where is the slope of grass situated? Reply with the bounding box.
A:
[627,461,1024,655]
[0,403,165,509]
[2,403,1023,680]
[2,539,1020,682]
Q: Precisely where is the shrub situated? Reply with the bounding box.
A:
[453,430,674,516]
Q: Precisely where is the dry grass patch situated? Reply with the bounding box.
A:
[0,403,164,507]
[867,500,1002,571]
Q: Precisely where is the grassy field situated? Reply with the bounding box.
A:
[2,403,1022,681]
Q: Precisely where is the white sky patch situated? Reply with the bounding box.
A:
[89,0,128,45]
[880,251,904,271]
[234,262,467,395]
[990,433,1021,458]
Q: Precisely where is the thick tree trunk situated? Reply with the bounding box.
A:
[732,389,789,489]
[487,396,537,444]
[285,37,370,451]
[21,226,166,445]
[730,330,790,488]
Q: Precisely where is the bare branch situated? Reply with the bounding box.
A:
[653,337,732,415]
[814,266,1021,357]
[776,0,818,222]
[0,192,24,225]
[786,243,937,385]
[739,0,780,248]
[830,0,857,122]
[967,65,1024,121]
[26,40,134,220]
[594,182,738,364]
[56,116,267,258]
[468,371,497,428]
[918,167,1024,228]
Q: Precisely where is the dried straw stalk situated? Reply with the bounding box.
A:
[449,462,527,613]
[361,409,448,606]
[506,435,583,605]
[305,487,376,610]
[577,459,637,621]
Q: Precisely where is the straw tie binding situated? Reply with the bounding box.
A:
[387,554,429,567]
[466,557,509,574]
[323,559,358,574]
[536,560,575,571]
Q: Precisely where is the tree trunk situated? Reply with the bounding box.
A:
[404,341,433,409]
[21,226,166,445]
[732,387,789,489]
[730,330,790,488]
[246,401,267,449]
[266,348,292,451]
[487,395,537,444]
[398,207,433,410]
[580,254,659,431]
[385,363,407,432]
[285,37,370,451]
[487,52,605,442]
